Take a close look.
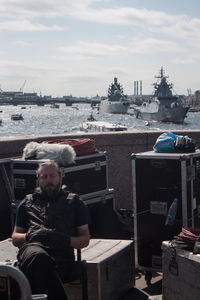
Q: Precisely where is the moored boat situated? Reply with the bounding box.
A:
[82,120,127,132]
[134,67,189,124]
[50,103,59,108]
[99,77,130,114]
[11,114,24,121]
[188,107,200,112]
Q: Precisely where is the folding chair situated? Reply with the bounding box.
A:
[64,248,88,300]
[0,264,47,300]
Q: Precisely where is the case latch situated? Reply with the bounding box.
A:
[187,165,195,181]
[95,161,101,171]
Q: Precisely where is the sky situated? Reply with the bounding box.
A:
[0,0,200,97]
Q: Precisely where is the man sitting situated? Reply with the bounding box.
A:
[12,161,90,300]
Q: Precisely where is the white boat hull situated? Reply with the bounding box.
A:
[82,121,127,132]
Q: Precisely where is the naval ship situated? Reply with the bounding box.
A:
[99,77,130,114]
[134,67,189,124]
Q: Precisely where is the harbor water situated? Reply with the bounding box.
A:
[0,103,199,137]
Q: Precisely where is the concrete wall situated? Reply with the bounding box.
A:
[1,130,200,210]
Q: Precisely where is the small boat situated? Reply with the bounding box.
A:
[11,114,24,121]
[99,77,130,114]
[188,107,199,112]
[82,120,127,132]
[133,67,189,124]
[50,103,59,108]
[0,119,2,125]
[72,105,79,110]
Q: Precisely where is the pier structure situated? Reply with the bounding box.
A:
[0,92,90,106]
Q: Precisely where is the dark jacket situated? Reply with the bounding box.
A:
[24,188,79,260]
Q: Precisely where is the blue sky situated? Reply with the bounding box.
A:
[0,0,200,97]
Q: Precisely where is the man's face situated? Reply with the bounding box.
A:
[38,165,62,197]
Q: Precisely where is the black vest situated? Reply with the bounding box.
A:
[25,189,78,260]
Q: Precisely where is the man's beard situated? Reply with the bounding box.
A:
[41,183,61,198]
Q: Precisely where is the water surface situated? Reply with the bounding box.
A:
[0,103,199,137]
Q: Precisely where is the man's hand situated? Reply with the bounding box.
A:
[25,227,51,243]
[26,227,70,249]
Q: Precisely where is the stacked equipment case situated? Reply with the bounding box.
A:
[11,152,128,240]
[12,152,108,200]
[131,150,200,275]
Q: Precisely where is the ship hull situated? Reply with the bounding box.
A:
[99,99,129,114]
[135,105,189,124]
[135,67,190,124]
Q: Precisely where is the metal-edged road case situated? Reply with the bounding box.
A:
[65,239,134,300]
[162,240,200,300]
[131,150,200,274]
[83,188,132,240]
[12,152,108,201]
[81,188,116,239]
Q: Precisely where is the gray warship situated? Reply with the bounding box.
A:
[134,67,189,123]
[99,77,130,114]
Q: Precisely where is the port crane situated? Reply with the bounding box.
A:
[19,80,26,92]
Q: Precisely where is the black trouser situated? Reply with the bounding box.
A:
[17,243,76,300]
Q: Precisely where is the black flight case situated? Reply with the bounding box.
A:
[131,150,200,280]
[11,151,108,201]
[11,153,122,239]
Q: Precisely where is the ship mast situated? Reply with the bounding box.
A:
[153,67,173,98]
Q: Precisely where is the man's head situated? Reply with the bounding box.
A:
[37,161,62,197]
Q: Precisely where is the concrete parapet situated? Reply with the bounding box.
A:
[0,130,200,209]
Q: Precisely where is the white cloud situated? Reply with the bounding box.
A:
[15,40,32,46]
[57,38,184,60]
[58,41,128,57]
[70,6,176,26]
[0,0,94,18]
[116,34,126,40]
[0,0,199,47]
[173,58,195,65]
[0,1,199,96]
[130,38,185,54]
[152,17,200,43]
[0,19,63,31]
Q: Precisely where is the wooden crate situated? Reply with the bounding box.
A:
[65,239,134,300]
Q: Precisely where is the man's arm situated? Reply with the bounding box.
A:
[70,224,90,249]
[12,225,26,248]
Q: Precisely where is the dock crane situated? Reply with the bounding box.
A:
[19,80,26,92]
